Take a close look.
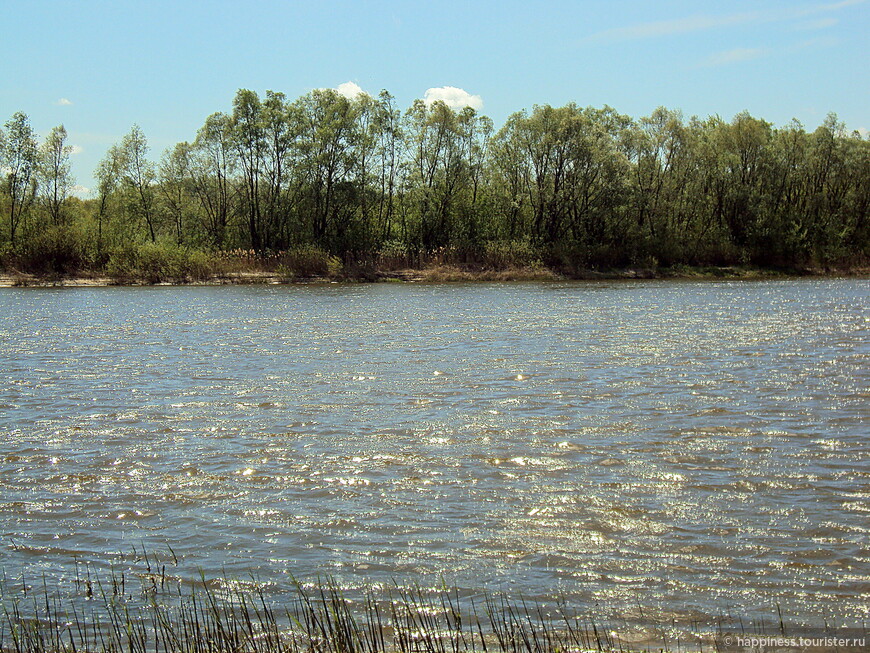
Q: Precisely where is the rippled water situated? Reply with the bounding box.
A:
[1,279,867,627]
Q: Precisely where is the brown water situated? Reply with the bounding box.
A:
[1,279,867,628]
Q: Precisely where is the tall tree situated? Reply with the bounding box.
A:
[259,90,299,248]
[231,89,266,250]
[94,144,124,254]
[401,99,476,250]
[191,112,236,249]
[625,107,690,246]
[159,142,193,244]
[493,103,629,255]
[38,124,75,226]
[120,125,158,242]
[296,89,359,249]
[1,112,39,247]
[373,91,402,244]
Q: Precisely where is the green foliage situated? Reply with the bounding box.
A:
[2,100,868,279]
[38,124,74,226]
[277,245,342,278]
[1,111,39,247]
[482,239,543,268]
[105,241,214,283]
[15,224,89,273]
[376,239,415,270]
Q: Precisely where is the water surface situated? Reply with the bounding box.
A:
[1,279,867,627]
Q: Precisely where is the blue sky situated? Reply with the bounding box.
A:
[3,0,868,195]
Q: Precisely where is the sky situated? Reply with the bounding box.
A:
[2,0,868,195]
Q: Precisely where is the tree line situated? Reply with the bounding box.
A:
[1,88,868,277]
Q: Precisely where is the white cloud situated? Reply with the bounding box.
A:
[70,144,84,155]
[857,127,869,139]
[584,13,758,43]
[335,81,369,99]
[583,0,865,45]
[56,98,73,106]
[423,86,483,110]
[701,47,766,67]
[789,35,840,51]
[71,184,90,197]
[810,0,866,11]
[794,17,838,29]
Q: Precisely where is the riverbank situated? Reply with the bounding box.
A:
[1,263,866,287]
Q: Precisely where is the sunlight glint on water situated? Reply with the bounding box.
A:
[0,279,867,627]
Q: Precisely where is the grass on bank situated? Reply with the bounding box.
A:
[1,237,865,286]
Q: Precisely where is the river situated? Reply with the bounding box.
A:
[1,279,867,630]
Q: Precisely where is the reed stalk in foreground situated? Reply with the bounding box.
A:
[1,570,616,653]
[1,558,857,653]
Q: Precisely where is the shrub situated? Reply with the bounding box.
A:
[482,239,544,269]
[377,240,415,270]
[278,245,342,278]
[10,225,89,274]
[105,241,215,283]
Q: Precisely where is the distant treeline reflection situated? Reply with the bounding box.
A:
[1,90,868,279]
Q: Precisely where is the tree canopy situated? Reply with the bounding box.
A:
[1,90,868,276]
